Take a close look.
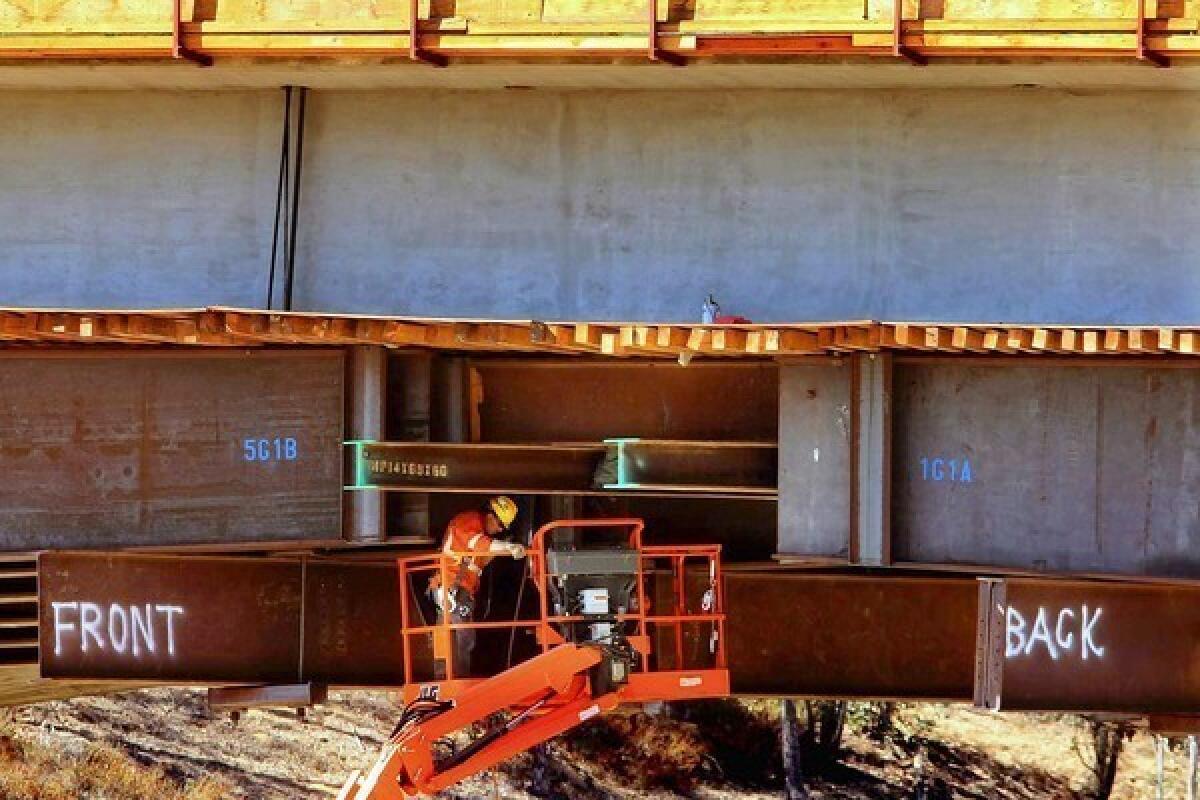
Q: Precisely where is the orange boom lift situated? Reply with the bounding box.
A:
[340,519,729,799]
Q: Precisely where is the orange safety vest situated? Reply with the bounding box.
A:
[429,510,494,598]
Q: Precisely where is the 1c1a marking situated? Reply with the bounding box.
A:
[919,456,972,483]
[243,437,299,463]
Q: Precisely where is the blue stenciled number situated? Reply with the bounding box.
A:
[243,437,299,462]
[919,456,972,482]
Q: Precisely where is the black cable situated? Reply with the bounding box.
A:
[505,558,530,670]
[266,86,292,310]
[505,496,536,668]
[282,87,307,312]
[481,554,495,622]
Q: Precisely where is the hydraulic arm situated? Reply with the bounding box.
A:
[341,519,729,799]
[339,644,619,798]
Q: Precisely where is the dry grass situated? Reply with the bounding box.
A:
[0,724,232,800]
[0,690,1187,799]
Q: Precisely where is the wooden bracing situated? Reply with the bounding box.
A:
[0,307,1196,359]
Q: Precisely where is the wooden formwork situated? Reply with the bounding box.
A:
[3,0,1200,63]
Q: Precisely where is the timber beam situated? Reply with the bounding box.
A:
[409,0,448,65]
[171,0,212,65]
[892,0,927,65]
[1137,0,1170,66]
[648,0,686,65]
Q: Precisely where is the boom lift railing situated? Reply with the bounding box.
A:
[341,518,728,798]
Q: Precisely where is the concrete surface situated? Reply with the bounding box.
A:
[3,88,1200,322]
[0,91,280,308]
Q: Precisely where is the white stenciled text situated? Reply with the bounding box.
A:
[51,602,184,658]
[1005,604,1104,661]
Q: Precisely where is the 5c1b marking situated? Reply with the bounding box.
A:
[243,437,299,463]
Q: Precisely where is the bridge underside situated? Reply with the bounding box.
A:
[0,321,1195,722]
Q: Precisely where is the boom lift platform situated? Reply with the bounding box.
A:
[340,518,729,798]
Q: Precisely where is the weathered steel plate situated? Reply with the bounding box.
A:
[39,552,402,684]
[976,577,1200,713]
[777,362,852,559]
[725,572,977,700]
[471,361,779,443]
[893,362,1200,579]
[0,350,344,550]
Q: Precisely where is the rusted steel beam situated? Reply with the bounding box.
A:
[346,442,606,493]
[208,683,328,712]
[348,439,777,496]
[41,554,983,702]
[52,556,1200,713]
[36,555,1200,715]
[344,347,389,543]
[976,578,1200,713]
[725,572,977,700]
[604,439,777,493]
[38,552,403,685]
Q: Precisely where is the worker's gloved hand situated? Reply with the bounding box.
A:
[508,543,526,559]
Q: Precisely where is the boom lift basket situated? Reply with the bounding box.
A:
[340,518,729,799]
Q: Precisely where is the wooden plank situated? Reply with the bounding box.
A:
[915,17,1143,30]
[677,18,893,32]
[542,0,646,23]
[689,0,882,21]
[0,640,38,650]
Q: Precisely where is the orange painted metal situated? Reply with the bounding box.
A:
[344,518,729,798]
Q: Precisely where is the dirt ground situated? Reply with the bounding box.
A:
[0,689,1192,799]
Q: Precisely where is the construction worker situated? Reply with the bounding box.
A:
[430,495,525,678]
